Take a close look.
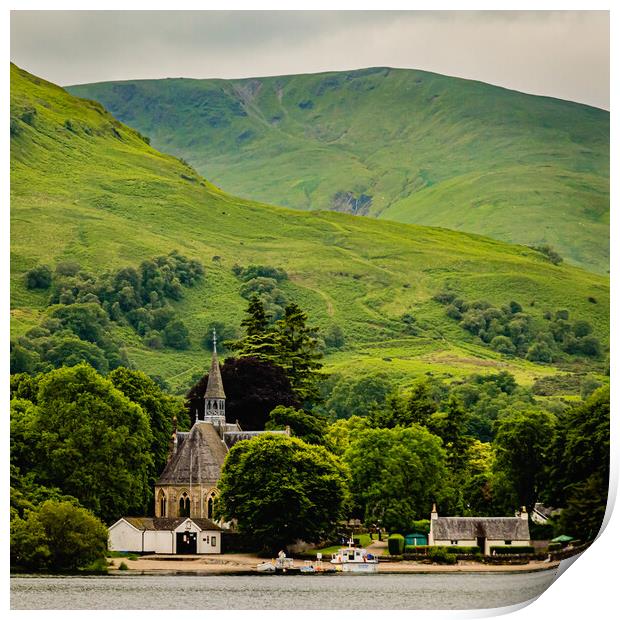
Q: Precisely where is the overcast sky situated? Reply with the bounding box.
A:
[10,10,610,109]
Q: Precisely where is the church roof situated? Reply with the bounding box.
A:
[433,517,530,540]
[123,517,221,531]
[157,422,228,485]
[204,349,226,399]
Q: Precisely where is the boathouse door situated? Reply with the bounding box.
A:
[177,531,197,554]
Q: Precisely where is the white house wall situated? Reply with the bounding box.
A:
[485,539,530,555]
[144,530,175,554]
[198,531,221,554]
[108,521,143,553]
[432,539,530,555]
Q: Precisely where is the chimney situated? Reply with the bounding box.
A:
[520,506,528,521]
[431,503,438,520]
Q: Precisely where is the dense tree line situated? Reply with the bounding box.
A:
[434,292,603,362]
[13,252,204,376]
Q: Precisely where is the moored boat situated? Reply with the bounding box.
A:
[330,539,379,573]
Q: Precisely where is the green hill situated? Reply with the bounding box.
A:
[67,67,609,274]
[11,64,609,392]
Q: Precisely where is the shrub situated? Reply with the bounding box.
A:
[547,543,562,552]
[404,545,480,555]
[526,341,553,363]
[11,500,108,572]
[433,291,456,305]
[324,325,345,350]
[445,304,462,320]
[491,336,516,355]
[439,545,480,554]
[118,561,129,570]
[428,547,457,564]
[388,533,405,555]
[489,546,534,555]
[164,320,190,349]
[25,265,53,290]
[404,545,429,554]
[573,320,593,338]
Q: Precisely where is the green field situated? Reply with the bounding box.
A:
[68,66,609,274]
[11,64,609,392]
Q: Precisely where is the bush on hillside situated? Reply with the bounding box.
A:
[25,265,52,290]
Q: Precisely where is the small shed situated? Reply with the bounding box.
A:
[108,517,222,555]
[405,532,428,547]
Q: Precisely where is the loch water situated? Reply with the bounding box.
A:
[11,570,558,610]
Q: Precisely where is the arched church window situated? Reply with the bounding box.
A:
[158,490,166,517]
[207,491,217,520]
[179,492,191,517]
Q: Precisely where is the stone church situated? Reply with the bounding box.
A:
[108,332,289,554]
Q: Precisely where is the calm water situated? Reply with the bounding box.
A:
[11,571,558,610]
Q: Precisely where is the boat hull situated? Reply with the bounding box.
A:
[339,562,378,573]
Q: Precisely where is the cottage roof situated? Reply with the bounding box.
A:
[123,517,221,531]
[157,422,228,485]
[433,517,530,540]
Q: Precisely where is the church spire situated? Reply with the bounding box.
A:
[204,329,226,422]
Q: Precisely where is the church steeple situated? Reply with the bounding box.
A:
[204,329,226,423]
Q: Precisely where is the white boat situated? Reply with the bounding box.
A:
[256,561,276,572]
[330,539,379,573]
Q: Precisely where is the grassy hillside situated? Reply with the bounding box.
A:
[68,67,609,274]
[11,64,609,393]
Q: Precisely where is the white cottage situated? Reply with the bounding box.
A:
[108,517,222,555]
[428,504,530,555]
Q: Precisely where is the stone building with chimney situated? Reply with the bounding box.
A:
[428,504,531,555]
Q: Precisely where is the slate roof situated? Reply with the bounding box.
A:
[176,432,189,451]
[433,517,530,540]
[204,351,225,399]
[223,430,288,449]
[123,517,221,531]
[157,422,228,485]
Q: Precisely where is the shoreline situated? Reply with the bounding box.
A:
[102,554,561,576]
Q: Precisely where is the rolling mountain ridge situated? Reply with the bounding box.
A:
[68,66,609,274]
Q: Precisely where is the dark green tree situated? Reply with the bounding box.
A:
[343,425,448,531]
[109,367,186,494]
[231,296,279,361]
[18,364,153,522]
[321,372,393,420]
[164,319,190,349]
[265,406,328,445]
[217,434,350,551]
[186,356,299,430]
[11,500,108,571]
[493,409,556,511]
[273,303,323,403]
[546,386,609,540]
